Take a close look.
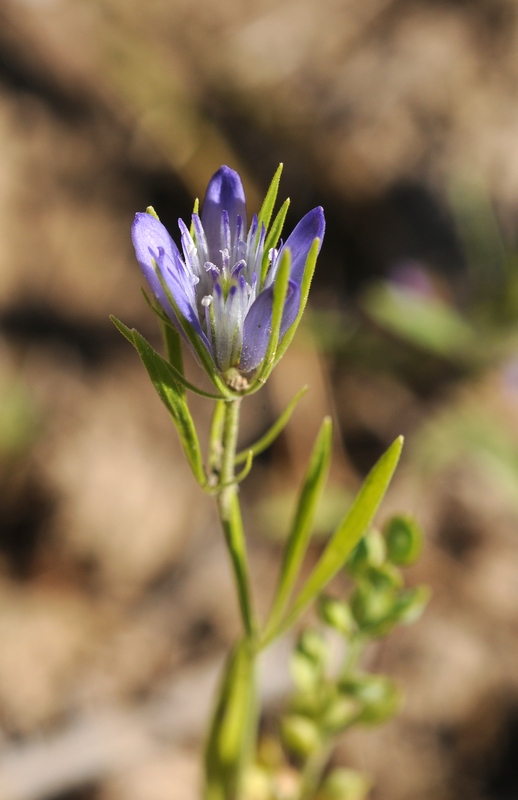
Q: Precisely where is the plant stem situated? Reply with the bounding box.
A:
[216,398,256,640]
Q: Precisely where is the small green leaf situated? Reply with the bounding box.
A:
[264,418,333,641]
[190,197,199,238]
[384,514,424,566]
[204,641,257,800]
[269,436,403,641]
[257,163,283,238]
[146,205,160,220]
[161,322,184,394]
[111,318,207,486]
[154,261,233,397]
[235,386,308,465]
[261,198,291,287]
[110,315,135,345]
[274,237,321,364]
[252,247,292,388]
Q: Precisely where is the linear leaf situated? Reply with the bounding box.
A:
[261,198,291,287]
[154,263,233,397]
[131,330,206,484]
[263,436,403,645]
[235,386,308,465]
[274,237,320,364]
[264,417,333,639]
[111,316,223,400]
[161,321,184,395]
[204,641,257,800]
[257,163,283,237]
[252,248,291,388]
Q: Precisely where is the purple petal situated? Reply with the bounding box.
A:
[131,212,211,352]
[201,166,247,263]
[239,280,301,373]
[279,206,325,286]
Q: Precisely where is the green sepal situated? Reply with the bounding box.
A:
[190,197,199,238]
[263,417,333,642]
[161,321,184,394]
[261,197,291,287]
[274,237,321,364]
[267,436,403,642]
[235,385,308,465]
[112,315,224,400]
[384,514,424,566]
[257,163,283,241]
[204,641,257,800]
[153,260,234,397]
[146,205,160,220]
[110,317,207,486]
[251,248,292,389]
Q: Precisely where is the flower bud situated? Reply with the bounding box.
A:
[281,714,322,758]
[347,530,386,575]
[317,595,356,636]
[316,768,371,800]
[384,514,423,566]
[340,675,401,724]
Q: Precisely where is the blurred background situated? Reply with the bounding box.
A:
[1,0,518,798]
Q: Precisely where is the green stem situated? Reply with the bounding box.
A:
[298,741,334,800]
[216,398,256,640]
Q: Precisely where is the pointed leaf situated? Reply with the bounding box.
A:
[264,436,403,644]
[110,315,136,345]
[264,417,333,639]
[261,198,291,287]
[112,318,207,485]
[154,263,233,397]
[161,321,184,395]
[257,163,283,239]
[252,248,292,387]
[204,641,257,800]
[235,386,308,464]
[274,237,320,363]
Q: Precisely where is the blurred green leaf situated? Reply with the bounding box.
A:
[205,641,257,800]
[362,283,478,361]
[273,437,403,639]
[265,417,333,637]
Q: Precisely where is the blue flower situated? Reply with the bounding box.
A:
[132,166,325,382]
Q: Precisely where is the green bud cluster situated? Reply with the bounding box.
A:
[272,513,429,799]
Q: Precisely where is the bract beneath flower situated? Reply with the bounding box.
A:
[132,165,325,385]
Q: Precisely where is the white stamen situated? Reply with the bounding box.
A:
[201,295,213,307]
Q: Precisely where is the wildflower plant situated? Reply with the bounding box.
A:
[112,164,429,800]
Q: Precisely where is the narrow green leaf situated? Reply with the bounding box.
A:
[146,205,160,220]
[110,315,135,345]
[161,322,184,395]
[274,237,320,364]
[261,198,291,287]
[252,248,291,388]
[129,327,207,486]
[111,316,223,400]
[235,386,308,465]
[190,197,200,238]
[154,261,233,397]
[264,436,403,644]
[235,450,253,484]
[257,163,283,238]
[204,641,257,800]
[264,417,333,639]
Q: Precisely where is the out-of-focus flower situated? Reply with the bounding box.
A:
[132,166,324,383]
